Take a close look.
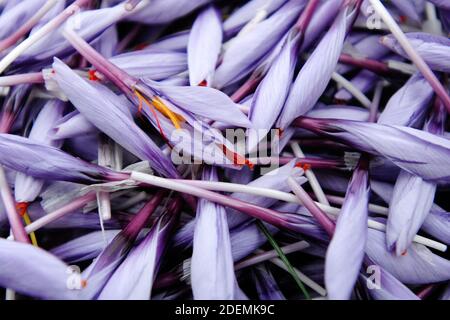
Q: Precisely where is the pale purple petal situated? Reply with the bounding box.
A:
[191,167,238,300]
[213,0,306,88]
[0,238,76,300]
[325,164,369,300]
[277,8,347,129]
[188,5,222,86]
[377,73,433,127]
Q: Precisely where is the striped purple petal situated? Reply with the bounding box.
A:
[325,162,369,300]
[51,111,98,140]
[386,170,436,256]
[99,203,180,300]
[53,59,180,179]
[0,133,118,184]
[144,79,252,127]
[277,7,348,129]
[381,32,450,73]
[295,117,450,183]
[14,100,65,202]
[188,5,222,86]
[360,267,419,300]
[213,0,306,89]
[127,0,211,25]
[377,73,433,127]
[0,238,77,300]
[366,228,450,284]
[223,0,287,36]
[109,50,188,81]
[191,167,238,300]
[248,32,299,150]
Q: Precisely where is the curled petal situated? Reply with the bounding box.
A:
[386,171,436,256]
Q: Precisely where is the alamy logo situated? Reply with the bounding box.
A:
[366,5,382,30]
[366,265,381,290]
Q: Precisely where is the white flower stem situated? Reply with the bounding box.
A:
[290,142,330,206]
[0,0,59,52]
[0,0,92,74]
[235,240,310,270]
[0,166,29,243]
[331,72,372,108]
[369,0,450,113]
[131,172,446,252]
[266,252,327,297]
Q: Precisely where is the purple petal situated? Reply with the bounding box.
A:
[296,118,450,183]
[213,0,306,88]
[277,8,347,129]
[15,100,65,202]
[145,79,252,127]
[0,0,47,40]
[360,267,419,300]
[191,167,238,300]
[325,163,369,299]
[0,238,76,299]
[99,208,179,300]
[377,73,433,127]
[381,32,450,73]
[254,265,285,300]
[390,0,422,24]
[366,228,450,284]
[223,0,287,36]
[53,59,180,179]
[386,170,436,256]
[51,111,98,140]
[127,0,211,25]
[188,5,222,86]
[0,133,116,184]
[247,32,298,150]
[427,0,450,10]
[334,70,379,101]
[51,230,120,264]
[109,50,188,80]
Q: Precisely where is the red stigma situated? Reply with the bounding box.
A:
[296,162,311,171]
[198,80,208,87]
[88,69,100,81]
[401,250,408,256]
[399,15,407,23]
[16,202,29,217]
[221,145,254,170]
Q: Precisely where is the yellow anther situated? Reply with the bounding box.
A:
[151,96,184,129]
[22,212,38,247]
[133,89,184,129]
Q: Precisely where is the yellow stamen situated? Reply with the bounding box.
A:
[22,212,38,247]
[133,89,184,129]
[151,96,184,129]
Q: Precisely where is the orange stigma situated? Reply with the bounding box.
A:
[198,80,208,87]
[296,162,311,171]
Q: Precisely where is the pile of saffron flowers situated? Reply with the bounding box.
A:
[0,0,449,300]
